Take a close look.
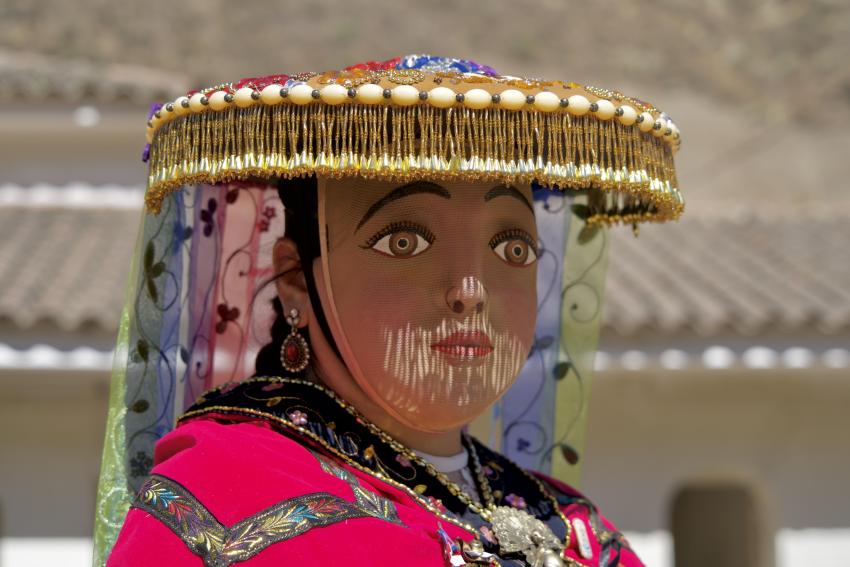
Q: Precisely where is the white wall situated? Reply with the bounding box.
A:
[581,368,850,533]
[0,370,108,538]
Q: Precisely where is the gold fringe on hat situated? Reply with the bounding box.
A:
[145,80,683,226]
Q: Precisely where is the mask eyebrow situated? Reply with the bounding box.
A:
[356,181,451,231]
[484,184,534,213]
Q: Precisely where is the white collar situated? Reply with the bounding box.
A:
[412,447,469,473]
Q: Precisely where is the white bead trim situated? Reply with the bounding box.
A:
[260,84,284,105]
[149,83,681,147]
[498,89,525,110]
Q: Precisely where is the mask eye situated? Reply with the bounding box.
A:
[371,230,432,258]
[491,232,538,266]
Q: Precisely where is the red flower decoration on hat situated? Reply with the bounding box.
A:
[344,57,400,72]
[234,73,291,91]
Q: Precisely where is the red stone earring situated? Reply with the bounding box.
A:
[280,308,310,373]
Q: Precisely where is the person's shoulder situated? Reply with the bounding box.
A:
[151,414,313,480]
[108,416,449,566]
[532,471,645,567]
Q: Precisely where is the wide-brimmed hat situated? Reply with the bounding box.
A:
[143,54,682,225]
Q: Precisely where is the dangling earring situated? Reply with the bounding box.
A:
[280,308,310,373]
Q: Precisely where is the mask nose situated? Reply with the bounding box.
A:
[445,276,488,315]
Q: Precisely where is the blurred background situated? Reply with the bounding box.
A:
[0,1,848,566]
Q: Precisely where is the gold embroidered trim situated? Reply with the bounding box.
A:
[133,473,402,567]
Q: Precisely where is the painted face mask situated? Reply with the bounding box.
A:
[318,177,539,431]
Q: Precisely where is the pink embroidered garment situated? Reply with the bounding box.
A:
[108,378,643,566]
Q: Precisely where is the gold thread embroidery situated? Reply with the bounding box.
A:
[133,473,403,567]
[179,377,580,555]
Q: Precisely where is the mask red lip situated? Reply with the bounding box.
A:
[430,330,494,358]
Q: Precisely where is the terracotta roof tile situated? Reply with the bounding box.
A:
[605,212,850,336]
[2,1,848,123]
[0,49,188,103]
[1,204,849,337]
[0,207,138,331]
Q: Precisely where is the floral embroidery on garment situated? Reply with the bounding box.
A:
[310,450,405,526]
[133,474,404,567]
